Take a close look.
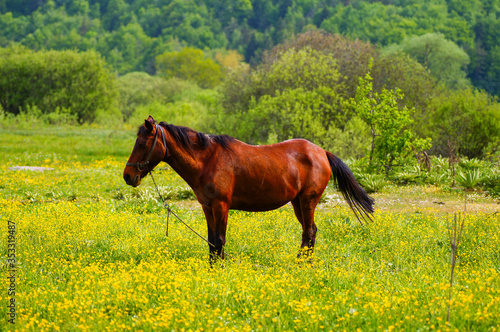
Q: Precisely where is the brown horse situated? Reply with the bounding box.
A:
[123,116,374,259]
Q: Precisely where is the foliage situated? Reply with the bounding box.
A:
[219,47,345,148]
[0,0,499,96]
[262,32,440,142]
[320,1,474,48]
[357,173,387,193]
[0,104,78,129]
[156,47,223,89]
[483,169,500,198]
[214,49,247,71]
[427,88,500,158]
[384,33,471,90]
[459,158,485,170]
[469,8,500,96]
[262,31,439,112]
[117,73,201,121]
[423,171,449,186]
[262,31,376,99]
[126,88,223,134]
[456,169,485,189]
[351,60,432,172]
[0,46,117,123]
[220,32,439,158]
[326,116,371,160]
[390,166,424,185]
[371,52,439,121]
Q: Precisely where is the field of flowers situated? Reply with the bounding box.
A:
[1,127,499,331]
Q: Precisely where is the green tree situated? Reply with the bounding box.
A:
[427,88,500,158]
[471,11,500,96]
[160,0,226,50]
[0,12,30,46]
[385,33,470,89]
[263,31,439,116]
[220,47,345,148]
[2,0,499,99]
[220,31,441,156]
[352,60,431,172]
[0,46,117,123]
[117,72,201,120]
[155,47,223,88]
[97,21,153,74]
[102,0,131,31]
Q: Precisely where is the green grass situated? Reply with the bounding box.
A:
[0,127,499,331]
[0,126,135,163]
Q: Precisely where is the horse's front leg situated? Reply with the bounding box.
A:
[202,201,229,262]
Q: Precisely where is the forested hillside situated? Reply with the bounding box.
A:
[1,0,499,95]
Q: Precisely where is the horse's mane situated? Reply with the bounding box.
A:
[137,121,235,151]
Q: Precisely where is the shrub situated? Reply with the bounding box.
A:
[357,173,387,193]
[423,172,449,186]
[0,46,117,123]
[127,100,211,133]
[117,73,200,120]
[458,158,484,170]
[156,47,223,89]
[456,169,485,190]
[391,166,424,185]
[351,60,431,173]
[219,47,345,145]
[483,169,500,198]
[427,88,500,159]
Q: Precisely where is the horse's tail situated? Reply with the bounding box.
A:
[326,151,374,223]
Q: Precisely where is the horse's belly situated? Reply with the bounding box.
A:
[230,198,290,212]
[229,178,298,212]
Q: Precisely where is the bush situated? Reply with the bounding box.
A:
[351,60,432,172]
[483,169,500,198]
[117,73,201,120]
[156,47,223,89]
[357,173,388,193]
[220,31,438,155]
[0,46,117,123]
[427,88,500,158]
[327,116,370,159]
[219,47,345,146]
[423,172,449,186]
[456,169,485,190]
[263,31,439,124]
[127,100,211,133]
[391,166,424,185]
[384,33,470,90]
[0,104,77,128]
[458,158,484,170]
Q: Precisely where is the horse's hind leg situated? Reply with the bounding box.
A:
[292,195,319,257]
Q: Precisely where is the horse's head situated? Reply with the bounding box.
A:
[123,115,168,187]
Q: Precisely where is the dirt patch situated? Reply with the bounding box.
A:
[8,166,54,172]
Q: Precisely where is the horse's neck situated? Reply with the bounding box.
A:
[163,141,208,188]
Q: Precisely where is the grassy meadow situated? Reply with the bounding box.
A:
[0,126,499,331]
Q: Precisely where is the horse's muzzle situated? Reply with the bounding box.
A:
[123,173,140,187]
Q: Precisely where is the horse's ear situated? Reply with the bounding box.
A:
[144,117,154,132]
